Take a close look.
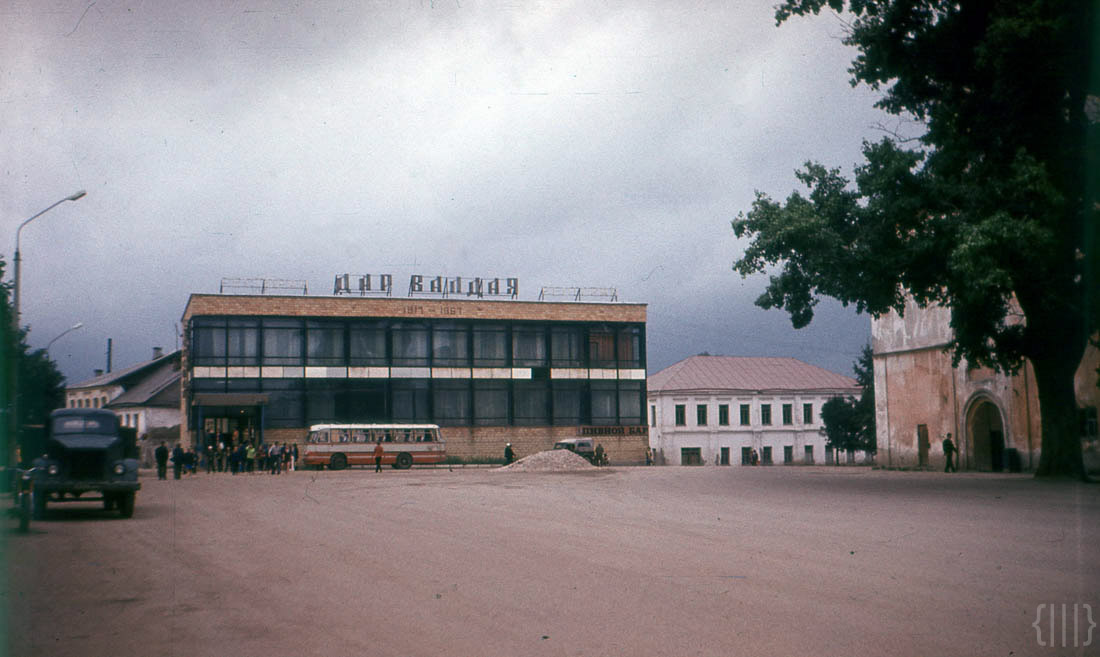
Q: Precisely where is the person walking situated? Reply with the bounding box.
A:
[504,443,515,465]
[246,443,256,474]
[155,442,169,480]
[374,440,384,472]
[170,443,184,480]
[943,433,958,473]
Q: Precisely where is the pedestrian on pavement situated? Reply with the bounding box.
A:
[504,443,515,465]
[155,442,169,480]
[170,443,184,480]
[943,433,958,473]
[374,440,384,472]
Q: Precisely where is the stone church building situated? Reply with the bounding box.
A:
[872,300,1099,472]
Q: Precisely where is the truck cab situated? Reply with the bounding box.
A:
[31,408,141,518]
[553,438,596,462]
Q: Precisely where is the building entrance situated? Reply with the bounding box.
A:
[968,400,1006,472]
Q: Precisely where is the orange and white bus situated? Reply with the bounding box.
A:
[302,424,445,470]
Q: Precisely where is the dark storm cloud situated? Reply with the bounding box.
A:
[3,1,882,381]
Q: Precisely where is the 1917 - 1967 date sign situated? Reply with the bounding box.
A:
[334,274,518,299]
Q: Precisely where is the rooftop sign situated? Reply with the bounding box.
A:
[334,274,518,299]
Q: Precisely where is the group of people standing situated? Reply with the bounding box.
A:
[154,435,299,480]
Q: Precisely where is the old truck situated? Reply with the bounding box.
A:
[31,408,141,519]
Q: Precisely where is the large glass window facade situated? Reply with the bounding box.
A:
[588,327,616,368]
[263,319,303,366]
[473,381,509,425]
[590,382,618,425]
[552,382,584,425]
[264,379,304,428]
[617,326,643,368]
[227,319,260,366]
[550,326,584,367]
[514,381,549,425]
[391,323,430,367]
[307,321,344,366]
[192,318,226,366]
[433,381,471,425]
[512,326,546,367]
[392,380,430,422]
[432,323,470,367]
[473,326,508,366]
[189,316,646,426]
[349,321,387,366]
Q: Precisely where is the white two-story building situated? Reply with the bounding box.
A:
[647,355,859,466]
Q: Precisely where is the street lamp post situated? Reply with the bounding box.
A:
[45,322,84,354]
[8,190,85,468]
[13,190,86,332]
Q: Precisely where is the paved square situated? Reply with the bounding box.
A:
[6,466,1098,656]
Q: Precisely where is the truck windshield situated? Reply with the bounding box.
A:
[53,417,115,434]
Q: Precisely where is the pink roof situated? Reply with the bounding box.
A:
[648,355,858,394]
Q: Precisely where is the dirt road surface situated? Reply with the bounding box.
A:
[4,466,1098,657]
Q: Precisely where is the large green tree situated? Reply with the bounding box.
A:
[820,345,877,460]
[733,0,1097,478]
[1,258,66,467]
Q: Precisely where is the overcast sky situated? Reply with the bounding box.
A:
[3,0,892,384]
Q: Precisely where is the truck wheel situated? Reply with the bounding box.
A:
[330,453,347,471]
[118,492,135,518]
[396,452,413,469]
[32,490,46,520]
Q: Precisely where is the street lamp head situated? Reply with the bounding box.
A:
[71,322,84,330]
[67,190,87,202]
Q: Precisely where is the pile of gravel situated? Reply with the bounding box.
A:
[496,449,595,472]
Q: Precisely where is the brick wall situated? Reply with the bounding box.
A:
[183,294,646,324]
[439,426,648,464]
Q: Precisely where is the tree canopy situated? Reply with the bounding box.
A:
[733,0,1097,478]
[821,345,876,457]
[1,258,67,467]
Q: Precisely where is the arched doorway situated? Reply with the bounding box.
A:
[967,398,1006,472]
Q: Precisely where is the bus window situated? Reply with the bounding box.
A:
[338,430,350,443]
[402,430,411,443]
[422,430,432,442]
[352,430,366,443]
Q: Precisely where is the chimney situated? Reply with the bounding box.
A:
[94,369,104,377]
[153,346,164,360]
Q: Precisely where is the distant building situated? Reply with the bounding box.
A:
[65,348,182,438]
[647,355,859,466]
[872,300,1099,472]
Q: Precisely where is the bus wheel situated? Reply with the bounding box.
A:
[396,452,413,469]
[330,453,347,471]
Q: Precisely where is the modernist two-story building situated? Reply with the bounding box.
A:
[180,289,649,462]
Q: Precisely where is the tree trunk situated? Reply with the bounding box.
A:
[1031,355,1086,479]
